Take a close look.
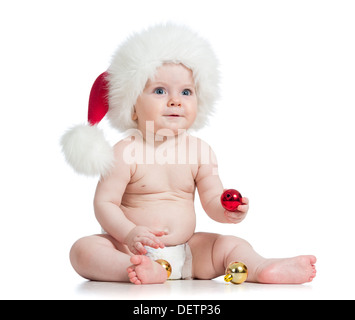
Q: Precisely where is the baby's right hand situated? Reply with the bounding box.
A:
[124,226,166,255]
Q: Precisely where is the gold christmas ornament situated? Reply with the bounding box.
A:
[155,259,172,279]
[224,262,248,284]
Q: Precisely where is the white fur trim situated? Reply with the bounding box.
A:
[107,23,220,132]
[60,124,114,176]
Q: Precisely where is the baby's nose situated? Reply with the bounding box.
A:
[168,97,182,107]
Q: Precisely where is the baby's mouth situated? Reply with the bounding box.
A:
[164,114,182,117]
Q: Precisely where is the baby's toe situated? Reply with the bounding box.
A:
[130,255,143,265]
[308,266,317,282]
[310,255,317,265]
[129,275,141,285]
[128,273,139,284]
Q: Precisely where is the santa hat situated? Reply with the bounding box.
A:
[61,23,220,177]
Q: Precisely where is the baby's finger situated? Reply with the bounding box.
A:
[154,238,165,249]
[135,242,147,255]
[237,204,248,213]
[140,233,165,248]
[224,211,243,223]
[150,229,168,237]
[141,236,165,250]
[227,216,242,224]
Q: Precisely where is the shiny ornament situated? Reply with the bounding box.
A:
[221,189,243,212]
[224,262,248,284]
[155,259,172,279]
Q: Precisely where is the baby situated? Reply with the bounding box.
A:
[62,24,316,285]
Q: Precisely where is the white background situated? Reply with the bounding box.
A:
[1,0,354,300]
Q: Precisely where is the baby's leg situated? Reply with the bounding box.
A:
[188,232,316,284]
[70,234,132,282]
[70,234,168,284]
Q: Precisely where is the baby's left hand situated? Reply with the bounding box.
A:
[224,197,249,224]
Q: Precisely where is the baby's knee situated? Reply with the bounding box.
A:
[211,235,252,273]
[69,237,93,277]
[215,235,252,252]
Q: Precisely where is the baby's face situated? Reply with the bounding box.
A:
[133,63,197,136]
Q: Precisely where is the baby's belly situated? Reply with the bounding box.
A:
[121,199,196,246]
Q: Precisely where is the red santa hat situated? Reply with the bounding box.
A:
[61,23,220,177]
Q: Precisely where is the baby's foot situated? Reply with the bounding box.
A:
[256,255,317,284]
[127,255,168,285]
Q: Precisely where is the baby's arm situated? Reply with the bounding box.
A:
[195,141,249,224]
[94,141,165,254]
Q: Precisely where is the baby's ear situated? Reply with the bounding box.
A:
[132,108,138,121]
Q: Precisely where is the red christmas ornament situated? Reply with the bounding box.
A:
[221,189,243,212]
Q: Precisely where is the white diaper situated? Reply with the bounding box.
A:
[145,244,193,280]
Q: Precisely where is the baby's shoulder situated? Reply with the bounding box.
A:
[112,137,133,153]
[186,134,211,148]
[110,140,130,163]
[111,137,140,174]
[187,134,215,153]
[186,134,216,166]
[112,130,144,153]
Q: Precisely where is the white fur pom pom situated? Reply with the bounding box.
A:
[60,124,114,177]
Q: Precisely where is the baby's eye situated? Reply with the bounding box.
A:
[182,89,192,96]
[154,88,166,95]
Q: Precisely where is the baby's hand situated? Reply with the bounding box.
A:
[224,197,249,224]
[124,226,166,255]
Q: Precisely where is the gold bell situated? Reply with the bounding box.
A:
[224,262,248,284]
[155,259,172,279]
